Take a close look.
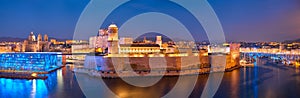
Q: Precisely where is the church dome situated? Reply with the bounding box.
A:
[29,32,36,41]
[108,24,118,28]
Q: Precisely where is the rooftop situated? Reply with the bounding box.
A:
[120,44,160,47]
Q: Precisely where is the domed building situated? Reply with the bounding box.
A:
[28,32,36,41]
[22,32,50,52]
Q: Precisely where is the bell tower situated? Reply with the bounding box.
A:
[107,24,119,54]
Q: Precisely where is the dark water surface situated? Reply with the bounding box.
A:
[0,66,85,98]
[1,59,300,98]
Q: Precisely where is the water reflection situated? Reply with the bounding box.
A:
[78,57,300,98]
[2,58,300,98]
[106,76,198,98]
[253,57,258,98]
[0,78,48,98]
[0,66,85,98]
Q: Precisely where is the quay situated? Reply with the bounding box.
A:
[73,66,241,79]
[0,66,65,80]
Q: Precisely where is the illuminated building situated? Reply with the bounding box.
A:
[209,43,241,72]
[88,24,169,54]
[22,32,50,52]
[119,37,133,44]
[44,34,49,41]
[143,37,152,43]
[175,41,196,49]
[66,40,74,44]
[0,45,12,52]
[28,32,36,41]
[14,42,22,52]
[119,44,160,54]
[106,24,165,54]
[160,43,178,53]
[0,52,62,72]
[66,40,88,45]
[81,24,241,73]
[50,39,57,44]
[37,34,42,41]
[165,45,177,53]
[71,43,93,53]
[107,24,119,54]
[50,39,65,45]
[228,43,241,68]
[199,49,209,67]
[156,36,162,49]
[89,29,108,52]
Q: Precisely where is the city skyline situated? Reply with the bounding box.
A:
[1,1,300,97]
[1,0,300,41]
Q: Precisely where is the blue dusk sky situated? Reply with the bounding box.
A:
[0,0,300,42]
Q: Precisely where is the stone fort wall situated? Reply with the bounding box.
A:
[84,55,210,71]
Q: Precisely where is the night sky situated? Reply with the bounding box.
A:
[0,0,300,42]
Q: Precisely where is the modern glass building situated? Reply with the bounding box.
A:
[0,52,62,72]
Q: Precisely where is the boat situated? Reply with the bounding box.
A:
[240,53,254,67]
[240,59,254,67]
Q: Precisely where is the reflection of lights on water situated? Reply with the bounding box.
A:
[32,79,49,98]
[57,69,63,88]
[118,92,129,98]
[296,69,300,82]
[31,79,36,98]
[253,58,258,98]
[231,70,239,98]
[0,78,49,97]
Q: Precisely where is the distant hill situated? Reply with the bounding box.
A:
[133,32,174,42]
[0,37,26,42]
[0,37,68,42]
[283,38,300,43]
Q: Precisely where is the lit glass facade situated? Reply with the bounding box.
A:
[0,53,62,72]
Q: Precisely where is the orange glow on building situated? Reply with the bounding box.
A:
[96,48,103,53]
